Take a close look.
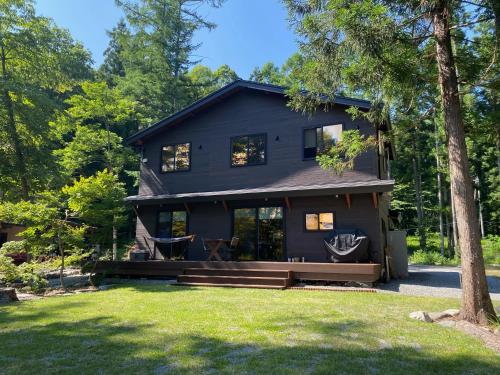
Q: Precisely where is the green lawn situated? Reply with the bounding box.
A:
[1,284,499,374]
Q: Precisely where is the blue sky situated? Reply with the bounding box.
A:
[35,0,299,78]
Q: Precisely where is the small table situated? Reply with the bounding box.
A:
[204,238,231,261]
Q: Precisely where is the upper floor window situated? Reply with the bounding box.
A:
[303,124,343,159]
[161,142,191,172]
[231,134,266,167]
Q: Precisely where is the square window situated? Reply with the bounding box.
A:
[303,124,342,159]
[319,213,334,230]
[161,143,190,172]
[231,134,266,167]
[305,214,319,231]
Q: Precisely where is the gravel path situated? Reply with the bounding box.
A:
[378,265,500,300]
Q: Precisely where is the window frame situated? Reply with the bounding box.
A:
[303,211,336,232]
[302,123,344,160]
[155,210,189,238]
[230,133,267,168]
[159,142,192,173]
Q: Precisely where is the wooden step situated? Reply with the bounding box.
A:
[177,275,290,287]
[175,282,286,290]
[183,268,291,278]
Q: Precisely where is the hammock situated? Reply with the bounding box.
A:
[149,235,195,244]
[324,229,369,263]
[149,235,196,260]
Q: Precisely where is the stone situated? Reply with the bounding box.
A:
[0,288,19,303]
[442,309,460,317]
[409,311,432,323]
[436,320,456,328]
[494,328,500,336]
[428,309,461,321]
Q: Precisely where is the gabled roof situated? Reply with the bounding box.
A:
[126,79,372,144]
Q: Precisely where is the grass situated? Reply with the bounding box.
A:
[1,284,499,374]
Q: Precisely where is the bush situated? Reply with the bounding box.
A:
[16,262,48,293]
[482,235,500,265]
[0,240,27,254]
[50,251,92,269]
[409,250,458,266]
[0,254,19,285]
[0,254,48,293]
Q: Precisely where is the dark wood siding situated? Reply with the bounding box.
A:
[136,194,382,264]
[139,90,379,196]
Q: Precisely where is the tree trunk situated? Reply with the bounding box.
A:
[432,2,495,324]
[412,129,426,250]
[58,225,66,291]
[112,225,118,261]
[1,44,30,199]
[434,119,445,256]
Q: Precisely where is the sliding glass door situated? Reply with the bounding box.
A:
[233,207,284,261]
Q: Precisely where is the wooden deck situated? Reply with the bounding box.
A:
[95,261,381,283]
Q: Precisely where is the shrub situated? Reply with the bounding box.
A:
[0,254,19,285]
[482,235,500,265]
[0,240,27,254]
[409,250,458,266]
[16,262,48,293]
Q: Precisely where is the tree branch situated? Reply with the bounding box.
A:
[450,16,495,30]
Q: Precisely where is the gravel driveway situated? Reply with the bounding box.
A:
[378,265,500,300]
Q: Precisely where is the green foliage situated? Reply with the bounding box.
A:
[316,129,376,175]
[407,234,500,266]
[188,64,239,99]
[0,253,18,285]
[482,236,500,266]
[250,53,304,86]
[0,240,27,254]
[0,254,48,292]
[63,170,127,246]
[114,0,223,120]
[409,250,458,266]
[0,0,92,199]
[0,191,88,258]
[16,262,49,293]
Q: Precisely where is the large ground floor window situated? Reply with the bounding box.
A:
[233,206,284,261]
[156,211,188,259]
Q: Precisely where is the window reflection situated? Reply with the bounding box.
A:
[161,143,190,172]
[305,212,334,231]
[231,134,266,166]
[303,124,342,159]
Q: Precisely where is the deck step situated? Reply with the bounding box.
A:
[183,268,291,278]
[175,282,286,290]
[177,275,290,287]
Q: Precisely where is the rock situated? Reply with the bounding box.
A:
[0,288,19,303]
[428,309,461,321]
[409,311,432,323]
[494,328,500,336]
[437,320,456,328]
[443,309,460,317]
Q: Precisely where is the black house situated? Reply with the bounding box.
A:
[124,80,394,281]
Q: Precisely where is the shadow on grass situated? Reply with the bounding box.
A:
[0,308,498,374]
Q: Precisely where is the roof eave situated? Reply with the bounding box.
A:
[125,180,394,206]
